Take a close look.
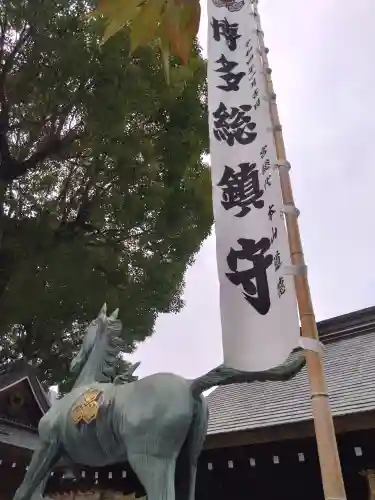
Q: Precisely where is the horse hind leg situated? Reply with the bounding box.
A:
[128,452,176,500]
[175,396,209,500]
[13,440,61,500]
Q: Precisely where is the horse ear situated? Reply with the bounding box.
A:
[99,302,107,317]
[109,308,119,320]
[128,361,141,375]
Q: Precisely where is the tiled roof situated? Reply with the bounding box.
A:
[0,421,40,451]
[206,306,375,435]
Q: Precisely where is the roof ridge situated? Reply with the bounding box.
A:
[317,305,375,336]
[319,320,375,343]
[0,415,38,432]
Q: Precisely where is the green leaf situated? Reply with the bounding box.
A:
[93,0,144,44]
[130,0,166,53]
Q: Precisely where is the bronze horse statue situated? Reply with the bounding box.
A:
[14,304,305,500]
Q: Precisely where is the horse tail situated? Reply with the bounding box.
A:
[189,350,305,397]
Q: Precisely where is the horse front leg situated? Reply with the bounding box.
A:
[13,440,61,500]
[29,474,49,500]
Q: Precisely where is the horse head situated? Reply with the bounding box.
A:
[70,303,123,385]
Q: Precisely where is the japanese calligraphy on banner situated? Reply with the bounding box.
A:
[207,0,300,370]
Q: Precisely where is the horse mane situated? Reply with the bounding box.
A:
[70,305,126,387]
[97,324,126,383]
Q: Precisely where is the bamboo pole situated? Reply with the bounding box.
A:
[251,1,347,499]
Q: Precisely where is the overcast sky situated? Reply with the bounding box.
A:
[127,0,375,379]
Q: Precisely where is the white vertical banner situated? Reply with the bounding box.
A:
[207,0,300,370]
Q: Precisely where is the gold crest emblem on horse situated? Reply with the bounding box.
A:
[70,388,103,425]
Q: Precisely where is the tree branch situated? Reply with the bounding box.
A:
[1,25,32,77]
[0,124,85,182]
[0,10,8,65]
[0,25,35,182]
[54,173,99,241]
[0,64,11,166]
[57,162,77,221]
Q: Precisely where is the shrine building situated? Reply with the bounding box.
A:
[1,306,375,499]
